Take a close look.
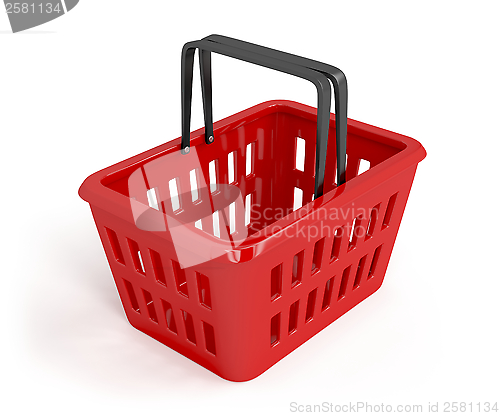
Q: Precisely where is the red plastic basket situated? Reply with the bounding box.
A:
[79,36,425,381]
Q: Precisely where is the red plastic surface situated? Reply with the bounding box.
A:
[79,100,426,381]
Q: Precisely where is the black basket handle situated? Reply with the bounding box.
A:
[181,38,335,198]
[203,35,348,187]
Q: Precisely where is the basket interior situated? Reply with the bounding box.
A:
[101,104,405,241]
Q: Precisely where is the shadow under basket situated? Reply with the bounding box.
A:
[79,100,426,381]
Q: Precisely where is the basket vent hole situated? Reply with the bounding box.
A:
[365,204,381,239]
[127,238,145,275]
[189,169,199,202]
[353,255,368,290]
[209,160,218,193]
[182,310,197,344]
[293,187,303,211]
[321,277,334,311]
[162,300,177,333]
[311,237,325,274]
[270,313,281,346]
[271,264,283,301]
[229,202,236,234]
[168,179,180,212]
[228,151,236,184]
[202,322,216,355]
[338,265,351,300]
[349,215,364,249]
[368,245,383,280]
[212,211,220,238]
[305,288,318,322]
[123,279,140,313]
[149,249,166,286]
[383,193,398,228]
[358,159,370,175]
[331,227,343,261]
[349,219,356,245]
[195,219,203,230]
[246,142,254,176]
[292,250,304,287]
[196,272,212,309]
[138,251,145,273]
[288,300,299,334]
[142,289,158,323]
[172,260,189,297]
[245,194,252,226]
[295,137,305,171]
[146,188,159,210]
[104,227,125,265]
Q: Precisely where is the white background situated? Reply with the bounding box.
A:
[1,1,499,415]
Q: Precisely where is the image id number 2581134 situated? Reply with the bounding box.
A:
[5,3,62,14]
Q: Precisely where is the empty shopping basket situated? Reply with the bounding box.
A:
[79,35,426,381]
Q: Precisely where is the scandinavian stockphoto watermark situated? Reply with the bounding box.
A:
[289,401,499,413]
[3,0,79,32]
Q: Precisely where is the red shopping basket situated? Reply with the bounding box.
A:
[79,35,426,381]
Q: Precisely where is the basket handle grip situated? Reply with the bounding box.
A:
[202,35,348,187]
[181,39,333,197]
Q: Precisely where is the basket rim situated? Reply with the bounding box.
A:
[79,100,426,262]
